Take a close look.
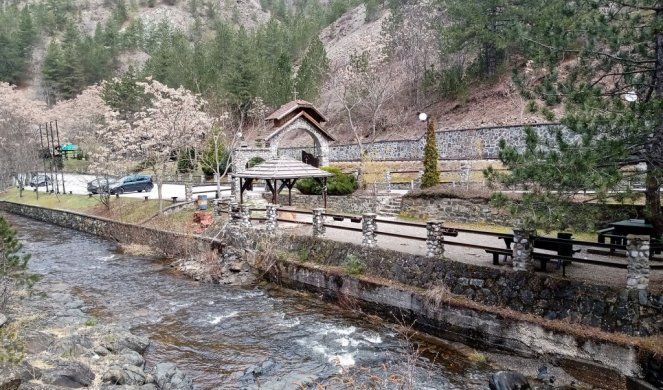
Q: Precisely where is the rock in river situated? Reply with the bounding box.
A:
[154,363,193,390]
[41,361,95,388]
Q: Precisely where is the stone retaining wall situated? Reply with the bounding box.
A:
[282,235,663,336]
[0,202,221,257]
[265,193,388,215]
[279,123,567,162]
[401,195,647,226]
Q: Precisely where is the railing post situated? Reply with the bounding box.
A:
[265,204,279,237]
[240,204,251,228]
[512,228,535,272]
[626,235,650,291]
[312,208,326,238]
[426,220,444,258]
[214,200,224,218]
[184,183,193,202]
[362,213,377,248]
[229,202,241,226]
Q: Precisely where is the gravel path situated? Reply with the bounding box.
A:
[279,212,663,293]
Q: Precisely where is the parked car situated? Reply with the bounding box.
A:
[109,175,154,195]
[87,178,117,194]
[29,175,52,187]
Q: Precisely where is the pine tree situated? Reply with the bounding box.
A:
[0,216,33,311]
[485,0,663,236]
[420,118,439,189]
[295,36,329,101]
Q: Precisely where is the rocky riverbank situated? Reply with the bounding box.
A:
[0,280,193,389]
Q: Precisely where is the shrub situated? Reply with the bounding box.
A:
[296,167,358,195]
[176,149,197,173]
[343,254,364,275]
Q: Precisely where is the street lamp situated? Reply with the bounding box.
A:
[418,112,428,122]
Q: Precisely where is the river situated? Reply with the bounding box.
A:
[8,214,492,389]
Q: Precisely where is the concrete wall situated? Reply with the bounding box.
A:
[266,193,388,214]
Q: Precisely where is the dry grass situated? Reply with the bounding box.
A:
[116,243,158,257]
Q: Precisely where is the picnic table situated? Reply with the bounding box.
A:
[597,219,661,255]
[598,219,652,246]
[486,232,578,273]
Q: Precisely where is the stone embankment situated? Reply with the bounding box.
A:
[0,281,193,390]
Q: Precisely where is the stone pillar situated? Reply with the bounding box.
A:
[265,204,279,236]
[312,208,326,238]
[231,177,240,202]
[384,171,392,192]
[512,229,535,272]
[362,213,378,248]
[240,204,251,228]
[214,200,224,218]
[426,220,444,258]
[184,183,193,202]
[228,202,241,226]
[626,235,650,290]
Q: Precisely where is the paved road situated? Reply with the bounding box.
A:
[28,173,232,200]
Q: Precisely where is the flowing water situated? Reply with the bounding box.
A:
[8,214,492,389]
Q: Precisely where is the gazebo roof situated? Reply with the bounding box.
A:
[231,157,333,180]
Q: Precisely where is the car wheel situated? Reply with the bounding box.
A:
[116,188,124,195]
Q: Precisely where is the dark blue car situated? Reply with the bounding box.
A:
[109,175,154,195]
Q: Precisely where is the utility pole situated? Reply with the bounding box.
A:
[38,124,48,194]
[55,121,65,194]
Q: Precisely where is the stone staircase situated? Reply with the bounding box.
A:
[377,197,402,218]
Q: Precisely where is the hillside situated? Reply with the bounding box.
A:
[1,0,556,146]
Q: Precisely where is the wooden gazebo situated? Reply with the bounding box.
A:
[231,157,333,206]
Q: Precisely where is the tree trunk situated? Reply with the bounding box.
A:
[158,182,163,213]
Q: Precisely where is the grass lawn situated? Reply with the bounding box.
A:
[0,188,162,224]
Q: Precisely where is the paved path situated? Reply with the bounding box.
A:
[277,212,663,293]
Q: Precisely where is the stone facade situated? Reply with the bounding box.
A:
[279,123,570,162]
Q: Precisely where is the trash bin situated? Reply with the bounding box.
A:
[197,194,208,210]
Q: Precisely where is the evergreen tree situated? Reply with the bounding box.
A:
[295,36,329,101]
[420,118,439,189]
[486,0,663,236]
[441,0,512,78]
[0,216,34,311]
[267,52,294,105]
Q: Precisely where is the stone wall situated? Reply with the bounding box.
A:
[265,193,389,215]
[279,123,568,162]
[401,195,647,226]
[282,235,663,336]
[401,196,512,225]
[0,202,221,257]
